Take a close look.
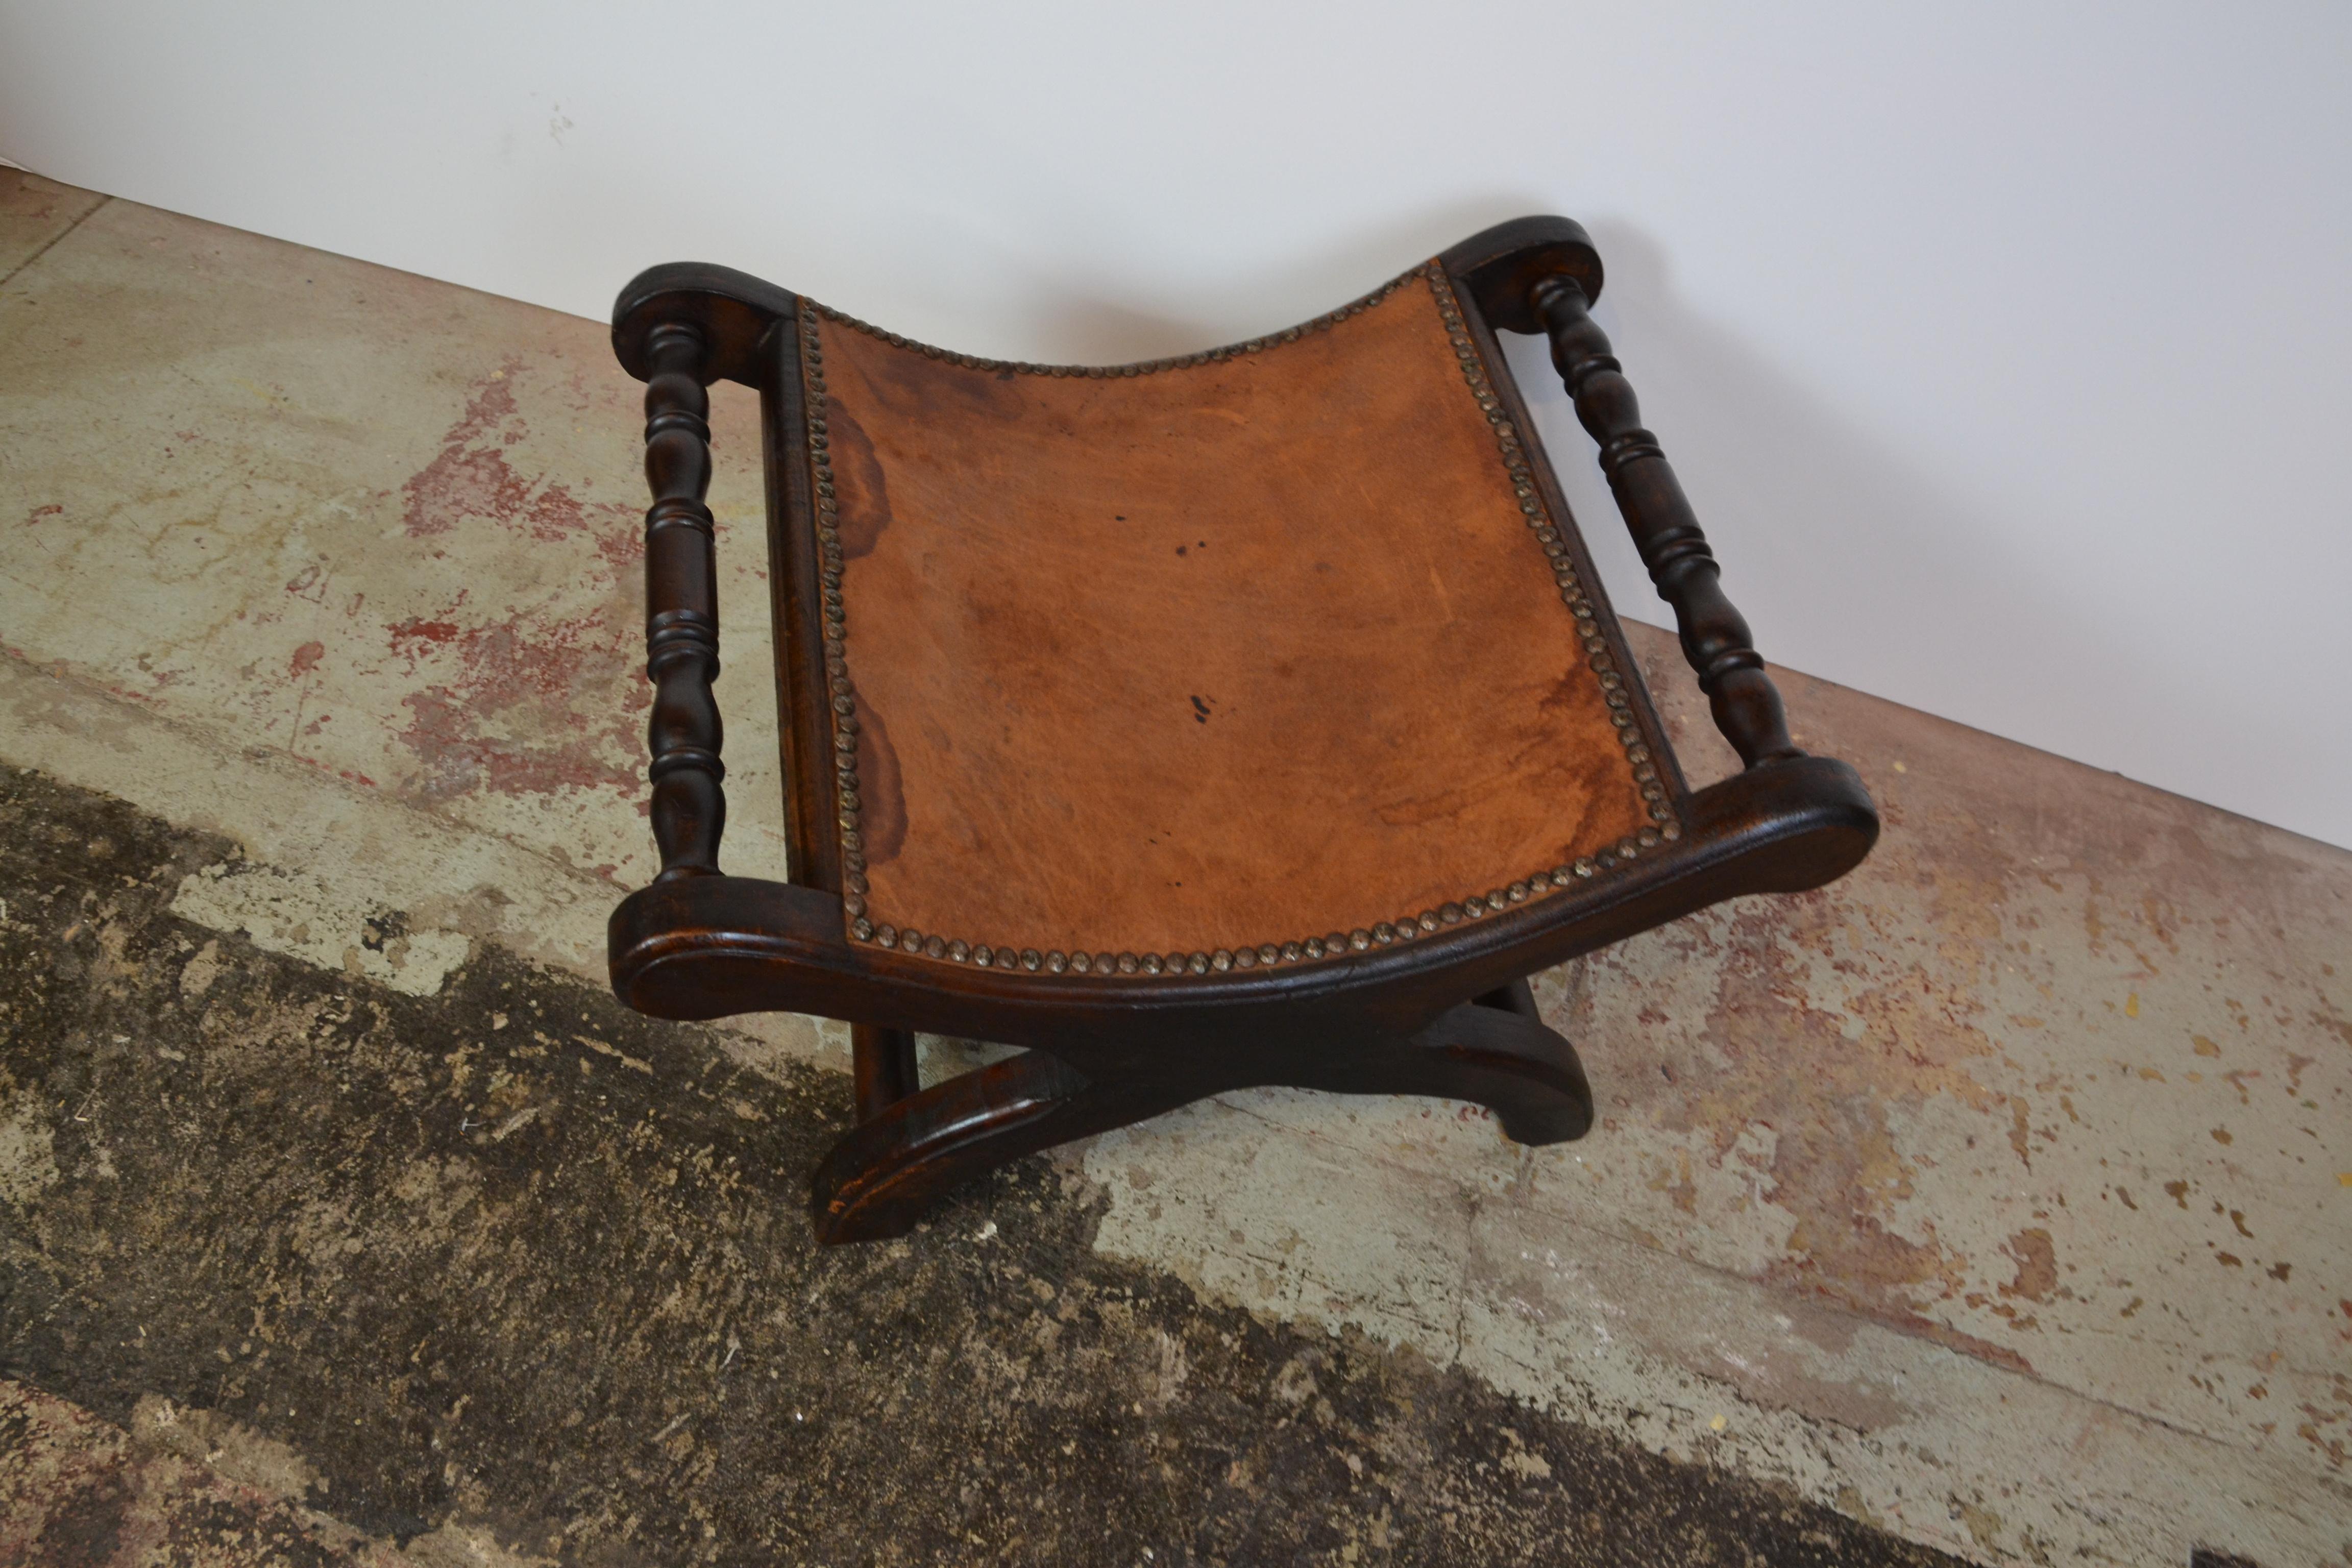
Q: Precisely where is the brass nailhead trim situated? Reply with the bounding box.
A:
[807,264,1682,977]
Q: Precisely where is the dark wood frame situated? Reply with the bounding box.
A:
[605,216,1877,1243]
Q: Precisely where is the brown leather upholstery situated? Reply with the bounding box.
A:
[812,268,1646,962]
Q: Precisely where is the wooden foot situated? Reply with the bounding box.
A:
[1416,992,1593,1143]
[811,1049,1193,1244]
[1290,992,1592,1145]
[1474,974,1542,1020]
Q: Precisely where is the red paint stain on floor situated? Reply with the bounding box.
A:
[388,610,646,801]
[403,361,619,545]
[383,359,651,802]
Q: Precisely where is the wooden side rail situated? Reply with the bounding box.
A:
[1528,275,1801,771]
[613,261,803,880]
[640,323,726,879]
[617,270,929,1121]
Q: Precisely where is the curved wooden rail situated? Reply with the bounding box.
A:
[606,756,1875,1041]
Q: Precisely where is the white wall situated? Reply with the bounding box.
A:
[6,1,2348,847]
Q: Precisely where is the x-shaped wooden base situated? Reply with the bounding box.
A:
[814,982,1590,1243]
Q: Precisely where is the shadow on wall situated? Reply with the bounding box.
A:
[1007,204,2158,823]
[1006,196,1537,368]
[1499,217,2151,794]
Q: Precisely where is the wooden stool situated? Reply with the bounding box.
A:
[605,217,1877,1243]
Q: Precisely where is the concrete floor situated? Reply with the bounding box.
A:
[0,171,2344,1566]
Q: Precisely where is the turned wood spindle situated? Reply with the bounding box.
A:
[641,322,726,878]
[1529,275,1801,769]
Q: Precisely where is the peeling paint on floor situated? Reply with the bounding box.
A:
[170,860,471,997]
[0,760,1966,1566]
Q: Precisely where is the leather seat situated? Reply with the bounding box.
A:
[809,266,1655,972]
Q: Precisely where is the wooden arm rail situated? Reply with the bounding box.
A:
[1530,274,1799,769]
[640,323,726,879]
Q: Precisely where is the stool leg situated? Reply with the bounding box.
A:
[1473,975,1540,1019]
[1286,998,1592,1146]
[814,1049,1199,1245]
[851,1022,921,1123]
[1394,999,1592,1144]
